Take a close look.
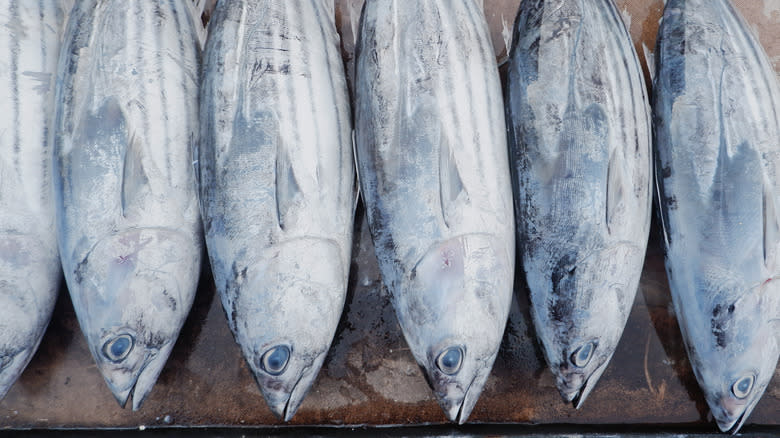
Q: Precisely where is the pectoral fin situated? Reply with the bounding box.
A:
[439,134,465,229]
[121,132,149,218]
[275,141,301,230]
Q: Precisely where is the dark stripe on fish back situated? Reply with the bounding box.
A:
[10,0,20,169]
[135,2,150,155]
[314,1,343,180]
[286,3,301,168]
[154,2,172,183]
[721,0,780,132]
[39,0,50,192]
[298,1,322,189]
[464,0,497,171]
[598,0,637,155]
[169,0,195,180]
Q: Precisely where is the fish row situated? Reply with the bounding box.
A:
[0,0,776,434]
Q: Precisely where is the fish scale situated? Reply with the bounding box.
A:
[199,0,354,421]
[355,0,515,423]
[0,0,72,401]
[53,0,203,410]
[654,0,780,433]
[505,0,652,408]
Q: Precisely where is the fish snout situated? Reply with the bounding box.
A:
[250,349,325,422]
[711,394,748,433]
[436,380,474,425]
[555,363,586,402]
[426,365,482,424]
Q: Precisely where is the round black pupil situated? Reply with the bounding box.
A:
[441,349,460,370]
[267,347,288,371]
[111,337,130,358]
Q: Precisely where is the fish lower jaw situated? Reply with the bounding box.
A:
[440,395,469,425]
[712,404,749,434]
[555,378,588,409]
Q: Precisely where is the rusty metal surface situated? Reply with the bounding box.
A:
[1,0,779,431]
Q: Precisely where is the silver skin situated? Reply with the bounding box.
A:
[654,0,780,433]
[0,0,72,400]
[199,1,354,421]
[53,0,203,410]
[355,0,515,423]
[505,0,652,407]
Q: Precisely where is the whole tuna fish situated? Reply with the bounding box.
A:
[355,0,515,423]
[53,0,203,410]
[505,0,652,407]
[0,0,72,400]
[199,0,354,420]
[654,0,780,432]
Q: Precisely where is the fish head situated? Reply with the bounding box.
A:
[397,234,512,424]
[0,236,59,399]
[229,238,347,421]
[69,228,199,410]
[535,247,639,408]
[687,283,779,434]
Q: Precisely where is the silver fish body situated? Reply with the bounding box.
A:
[654,0,780,433]
[199,0,354,420]
[355,0,515,423]
[505,0,652,407]
[0,0,72,400]
[53,0,203,410]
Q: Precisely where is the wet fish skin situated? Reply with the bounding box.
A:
[505,0,652,407]
[355,0,514,423]
[0,0,72,400]
[199,0,354,421]
[53,0,203,410]
[654,0,780,433]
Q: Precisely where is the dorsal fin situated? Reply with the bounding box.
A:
[275,140,301,231]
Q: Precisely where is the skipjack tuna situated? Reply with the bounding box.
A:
[505,0,652,407]
[0,0,72,400]
[199,0,355,420]
[654,0,780,433]
[53,0,203,410]
[355,0,515,423]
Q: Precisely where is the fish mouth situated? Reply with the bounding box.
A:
[714,396,759,435]
[439,369,481,424]
[261,363,318,422]
[103,349,166,411]
[557,357,611,409]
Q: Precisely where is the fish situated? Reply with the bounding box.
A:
[199,0,355,420]
[653,0,780,433]
[0,0,72,400]
[52,0,203,410]
[354,0,515,423]
[504,0,652,407]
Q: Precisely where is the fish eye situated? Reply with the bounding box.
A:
[435,347,463,375]
[570,341,596,368]
[260,345,290,376]
[731,374,755,399]
[0,355,12,371]
[102,334,134,363]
